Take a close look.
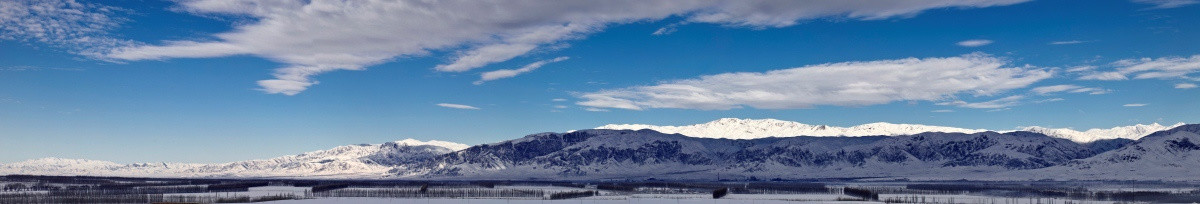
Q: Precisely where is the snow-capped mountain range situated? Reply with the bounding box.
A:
[596,118,988,139]
[2,119,1197,181]
[596,118,1184,143]
[0,139,467,178]
[414,124,1200,181]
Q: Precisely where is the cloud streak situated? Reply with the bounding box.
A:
[96,0,1028,95]
[957,39,993,47]
[578,53,1052,110]
[436,103,481,110]
[1132,0,1198,9]
[937,95,1025,109]
[1079,55,1200,81]
[474,57,569,85]
[1031,84,1110,95]
[1049,40,1086,45]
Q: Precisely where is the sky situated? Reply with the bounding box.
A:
[1,0,1199,163]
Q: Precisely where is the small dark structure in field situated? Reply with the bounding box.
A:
[712,188,729,199]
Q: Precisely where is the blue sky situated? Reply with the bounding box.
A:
[1,0,1199,163]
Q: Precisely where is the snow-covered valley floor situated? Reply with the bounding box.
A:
[4,175,1199,204]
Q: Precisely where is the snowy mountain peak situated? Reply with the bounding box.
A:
[596,118,988,140]
[1019,122,1186,143]
[388,139,470,151]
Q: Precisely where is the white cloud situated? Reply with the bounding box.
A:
[1034,98,1065,103]
[436,103,480,110]
[652,25,678,35]
[1069,87,1111,95]
[1123,103,1148,107]
[1132,0,1198,9]
[0,0,130,57]
[985,108,1012,112]
[1079,55,1200,81]
[937,95,1025,109]
[584,107,609,112]
[1049,40,1085,45]
[474,57,569,85]
[552,98,568,102]
[578,53,1052,110]
[1031,84,1109,95]
[1176,83,1198,89]
[553,105,569,109]
[0,65,83,72]
[1031,85,1082,94]
[98,0,1028,95]
[931,109,954,113]
[957,39,993,47]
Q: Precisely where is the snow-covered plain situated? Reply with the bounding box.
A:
[255,195,871,204]
[877,194,1116,204]
[252,194,1114,204]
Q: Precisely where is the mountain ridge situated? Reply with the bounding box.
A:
[596,118,1184,143]
[3,124,1200,181]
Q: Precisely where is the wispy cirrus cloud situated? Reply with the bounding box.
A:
[1079,55,1200,81]
[1132,0,1198,9]
[436,103,481,110]
[957,39,993,47]
[93,0,1028,95]
[584,107,610,112]
[1031,85,1082,94]
[1176,83,1198,89]
[578,53,1052,110]
[0,65,83,72]
[1123,103,1148,107]
[1031,84,1110,95]
[1034,98,1065,103]
[1049,40,1086,45]
[937,95,1025,109]
[651,24,679,35]
[474,57,569,85]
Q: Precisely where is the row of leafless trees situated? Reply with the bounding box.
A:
[313,188,546,198]
[843,187,879,201]
[47,185,208,196]
[549,191,597,200]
